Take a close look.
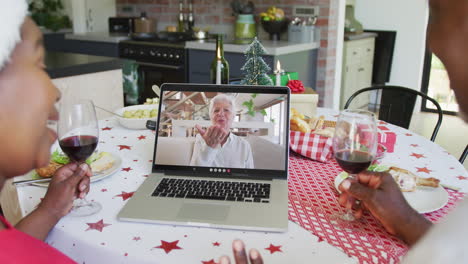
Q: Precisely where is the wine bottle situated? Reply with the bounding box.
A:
[210,35,229,84]
[187,0,194,32]
[177,0,185,32]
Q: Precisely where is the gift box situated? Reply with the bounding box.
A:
[378,125,396,153]
[290,131,334,163]
[290,87,319,118]
[269,71,298,86]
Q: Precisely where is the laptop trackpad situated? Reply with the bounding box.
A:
[177,203,230,221]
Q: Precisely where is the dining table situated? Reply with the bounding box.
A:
[6,107,468,264]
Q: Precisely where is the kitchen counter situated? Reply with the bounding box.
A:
[46,51,124,79]
[186,40,320,56]
[65,32,129,43]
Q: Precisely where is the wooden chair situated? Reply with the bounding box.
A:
[344,85,443,142]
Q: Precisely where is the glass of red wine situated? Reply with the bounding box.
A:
[57,99,101,216]
[333,109,378,221]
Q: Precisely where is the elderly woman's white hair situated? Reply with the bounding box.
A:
[0,0,28,70]
[209,94,237,115]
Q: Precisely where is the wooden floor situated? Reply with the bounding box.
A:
[409,111,468,169]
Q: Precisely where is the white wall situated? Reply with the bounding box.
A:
[354,0,429,91]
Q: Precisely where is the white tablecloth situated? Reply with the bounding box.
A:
[13,108,467,264]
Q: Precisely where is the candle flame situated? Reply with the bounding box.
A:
[276,60,282,71]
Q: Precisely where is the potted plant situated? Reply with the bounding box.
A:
[29,0,71,32]
[230,0,256,43]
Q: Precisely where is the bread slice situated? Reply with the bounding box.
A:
[90,152,115,172]
[389,167,440,192]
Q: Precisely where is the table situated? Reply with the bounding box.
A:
[8,108,468,264]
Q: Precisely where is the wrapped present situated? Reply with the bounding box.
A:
[290,87,319,118]
[269,71,298,86]
[290,131,334,163]
[378,125,396,153]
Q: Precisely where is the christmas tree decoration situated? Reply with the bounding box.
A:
[240,37,273,86]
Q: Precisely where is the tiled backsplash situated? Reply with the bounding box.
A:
[116,0,339,107]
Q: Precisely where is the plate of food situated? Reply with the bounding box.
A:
[334,164,448,213]
[30,150,122,187]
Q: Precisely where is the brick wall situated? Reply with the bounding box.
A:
[116,0,339,107]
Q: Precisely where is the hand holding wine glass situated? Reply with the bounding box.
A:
[333,109,378,221]
[57,99,101,216]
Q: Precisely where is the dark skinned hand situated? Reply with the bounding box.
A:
[39,163,91,219]
[219,240,263,264]
[339,171,432,246]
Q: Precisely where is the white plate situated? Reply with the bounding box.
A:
[30,153,122,187]
[334,172,449,214]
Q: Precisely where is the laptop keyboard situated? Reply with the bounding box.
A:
[151,178,271,203]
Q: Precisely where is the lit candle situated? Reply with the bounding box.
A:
[275,60,283,86]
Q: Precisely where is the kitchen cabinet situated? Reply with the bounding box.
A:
[340,36,375,109]
[187,49,318,88]
[44,33,120,57]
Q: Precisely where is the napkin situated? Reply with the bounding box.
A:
[290,131,334,163]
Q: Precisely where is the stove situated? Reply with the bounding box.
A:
[119,37,192,105]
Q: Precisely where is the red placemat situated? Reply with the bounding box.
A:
[287,152,466,264]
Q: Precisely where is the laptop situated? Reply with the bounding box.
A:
[118,83,290,232]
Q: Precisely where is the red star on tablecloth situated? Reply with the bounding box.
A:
[133,159,138,162]
[86,219,111,232]
[101,189,108,192]
[154,240,182,254]
[405,133,413,136]
[101,127,112,131]
[201,259,217,264]
[265,244,282,254]
[137,135,146,140]
[212,242,221,247]
[122,167,132,172]
[457,176,468,180]
[115,191,135,201]
[133,236,141,241]
[410,144,419,147]
[117,145,131,150]
[416,167,432,174]
[410,153,426,159]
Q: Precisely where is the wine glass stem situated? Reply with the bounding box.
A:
[342,174,361,221]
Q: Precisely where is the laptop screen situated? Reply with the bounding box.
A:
[152,84,290,178]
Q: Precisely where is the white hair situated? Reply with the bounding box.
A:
[209,94,237,115]
[0,0,28,71]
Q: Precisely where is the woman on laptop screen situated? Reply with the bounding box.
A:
[190,94,254,168]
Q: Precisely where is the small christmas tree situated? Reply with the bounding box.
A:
[241,37,273,86]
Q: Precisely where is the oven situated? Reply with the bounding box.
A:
[119,40,187,105]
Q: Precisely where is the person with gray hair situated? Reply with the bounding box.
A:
[190,94,254,168]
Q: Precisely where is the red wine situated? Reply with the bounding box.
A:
[59,135,98,162]
[335,150,373,174]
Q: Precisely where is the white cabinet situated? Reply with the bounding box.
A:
[340,36,375,109]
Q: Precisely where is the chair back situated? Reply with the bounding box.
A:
[344,85,443,142]
[460,145,468,164]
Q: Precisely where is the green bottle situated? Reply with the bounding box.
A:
[210,35,229,84]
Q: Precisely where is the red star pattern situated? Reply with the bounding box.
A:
[86,219,111,232]
[115,191,135,201]
[117,145,131,150]
[202,260,217,264]
[137,135,146,140]
[133,159,138,162]
[212,242,221,247]
[405,133,413,136]
[410,153,426,159]
[265,244,282,254]
[101,189,108,192]
[101,127,112,131]
[457,176,468,180]
[410,144,419,147]
[133,236,141,241]
[416,167,432,174]
[122,167,132,172]
[154,240,182,254]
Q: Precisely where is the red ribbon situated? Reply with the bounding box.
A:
[287,80,305,93]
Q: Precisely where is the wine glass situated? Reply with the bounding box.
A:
[57,99,101,216]
[333,109,378,221]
